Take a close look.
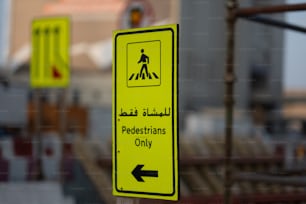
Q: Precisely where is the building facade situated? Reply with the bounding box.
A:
[0,0,11,67]
[179,0,284,132]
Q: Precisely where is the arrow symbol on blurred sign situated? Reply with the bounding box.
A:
[52,66,62,79]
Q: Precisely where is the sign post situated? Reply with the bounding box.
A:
[112,24,179,201]
[30,17,70,180]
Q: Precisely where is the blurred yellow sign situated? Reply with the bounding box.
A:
[31,17,70,88]
[112,24,179,201]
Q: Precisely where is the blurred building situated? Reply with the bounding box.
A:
[1,0,286,135]
[8,0,178,105]
[3,0,178,139]
[0,0,11,67]
[1,1,306,203]
[8,0,178,70]
[180,0,284,133]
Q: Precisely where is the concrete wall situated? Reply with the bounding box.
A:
[179,0,284,112]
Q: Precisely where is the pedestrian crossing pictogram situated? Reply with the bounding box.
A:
[128,48,159,81]
[127,41,161,87]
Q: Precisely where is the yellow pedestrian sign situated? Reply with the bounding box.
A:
[112,24,179,201]
[31,17,70,88]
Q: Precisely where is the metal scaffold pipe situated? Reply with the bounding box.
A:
[236,3,306,17]
[241,15,306,34]
[224,0,237,203]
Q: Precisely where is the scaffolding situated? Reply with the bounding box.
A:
[225,1,306,204]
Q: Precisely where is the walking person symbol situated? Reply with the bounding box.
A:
[128,47,159,82]
[138,49,150,79]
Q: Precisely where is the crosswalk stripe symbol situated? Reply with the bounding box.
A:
[152,72,159,79]
[129,73,135,80]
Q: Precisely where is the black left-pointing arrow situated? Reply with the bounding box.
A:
[132,164,158,182]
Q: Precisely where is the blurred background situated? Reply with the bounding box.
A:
[0,0,306,203]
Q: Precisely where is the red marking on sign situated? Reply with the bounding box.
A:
[52,66,62,79]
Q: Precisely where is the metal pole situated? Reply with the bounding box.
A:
[235,172,306,187]
[34,89,43,180]
[241,15,306,34]
[59,89,67,139]
[236,3,306,17]
[116,198,140,204]
[224,0,237,203]
[59,88,67,181]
